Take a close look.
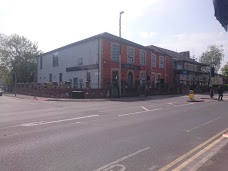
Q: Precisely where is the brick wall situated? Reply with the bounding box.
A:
[101,38,174,88]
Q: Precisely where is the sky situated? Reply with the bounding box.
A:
[0,0,227,69]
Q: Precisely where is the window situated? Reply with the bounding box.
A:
[73,77,78,88]
[79,78,83,88]
[86,70,91,82]
[78,58,83,65]
[59,73,63,84]
[40,56,43,69]
[49,74,52,82]
[151,54,156,68]
[159,56,164,68]
[140,51,146,65]
[53,52,59,67]
[112,45,119,62]
[128,48,134,64]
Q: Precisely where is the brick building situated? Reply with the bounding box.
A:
[37,32,174,96]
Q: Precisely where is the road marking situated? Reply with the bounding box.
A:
[93,147,150,171]
[141,106,149,111]
[168,102,174,105]
[100,106,141,112]
[118,108,162,117]
[158,128,228,171]
[173,136,225,171]
[103,164,126,171]
[17,115,99,127]
[186,117,221,133]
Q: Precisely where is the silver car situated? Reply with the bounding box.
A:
[0,88,3,96]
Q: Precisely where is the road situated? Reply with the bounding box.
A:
[0,94,227,171]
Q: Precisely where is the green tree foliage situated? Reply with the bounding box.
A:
[0,33,42,83]
[199,45,224,73]
[221,62,228,77]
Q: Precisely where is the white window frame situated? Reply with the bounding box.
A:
[151,54,156,68]
[140,51,146,66]
[159,56,164,69]
[53,52,59,67]
[111,44,119,62]
[128,48,134,64]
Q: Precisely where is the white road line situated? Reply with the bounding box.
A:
[93,147,150,171]
[168,102,174,105]
[17,115,99,127]
[100,106,141,112]
[186,117,221,133]
[118,108,162,117]
[103,164,126,171]
[141,106,149,111]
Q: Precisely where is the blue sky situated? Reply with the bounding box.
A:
[0,0,227,69]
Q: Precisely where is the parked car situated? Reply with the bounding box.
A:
[0,88,3,96]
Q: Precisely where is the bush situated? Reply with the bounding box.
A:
[223,84,228,91]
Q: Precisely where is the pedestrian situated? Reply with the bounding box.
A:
[218,85,223,101]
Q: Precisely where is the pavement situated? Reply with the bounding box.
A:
[197,141,228,171]
[3,92,186,102]
[0,92,228,171]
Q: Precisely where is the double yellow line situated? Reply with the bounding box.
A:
[159,128,228,171]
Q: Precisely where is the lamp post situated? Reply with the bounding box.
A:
[119,11,124,97]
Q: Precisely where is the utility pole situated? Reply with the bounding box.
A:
[119,11,124,97]
[14,72,17,96]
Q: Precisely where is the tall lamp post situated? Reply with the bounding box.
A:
[119,11,124,97]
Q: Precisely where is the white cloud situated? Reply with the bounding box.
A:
[0,0,159,52]
[139,32,158,39]
[1,0,227,69]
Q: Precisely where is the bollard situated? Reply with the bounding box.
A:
[189,90,194,100]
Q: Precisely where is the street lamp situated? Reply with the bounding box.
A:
[119,11,124,97]
[119,11,124,37]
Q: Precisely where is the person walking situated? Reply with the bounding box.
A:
[218,85,223,101]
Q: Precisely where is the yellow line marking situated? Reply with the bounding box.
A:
[158,128,228,171]
[173,136,224,171]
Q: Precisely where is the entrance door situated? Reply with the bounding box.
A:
[111,71,119,98]
[127,72,133,88]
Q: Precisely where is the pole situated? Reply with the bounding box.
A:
[14,72,16,96]
[119,11,124,97]
[33,72,36,99]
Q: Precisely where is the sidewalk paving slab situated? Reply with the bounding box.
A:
[198,142,228,171]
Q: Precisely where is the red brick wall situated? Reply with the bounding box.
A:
[101,38,174,87]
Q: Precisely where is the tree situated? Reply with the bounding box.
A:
[221,62,228,77]
[199,45,224,73]
[0,33,42,83]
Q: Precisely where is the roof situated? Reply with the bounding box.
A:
[39,32,149,57]
[147,45,208,66]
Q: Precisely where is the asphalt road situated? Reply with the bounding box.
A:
[0,94,227,171]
